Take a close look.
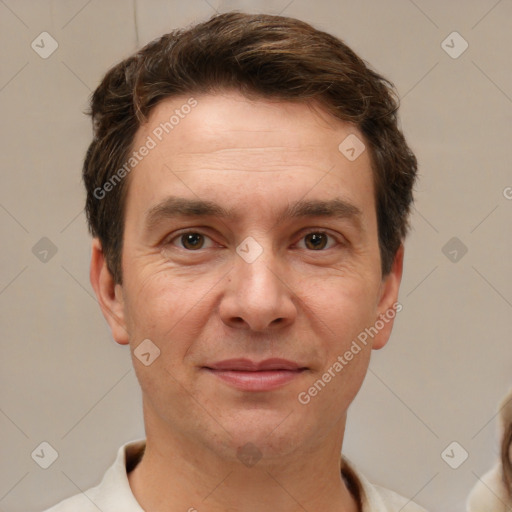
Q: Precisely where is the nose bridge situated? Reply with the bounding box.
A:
[220,238,296,331]
[237,247,280,299]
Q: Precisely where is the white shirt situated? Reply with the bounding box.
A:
[42,439,428,512]
[466,462,512,512]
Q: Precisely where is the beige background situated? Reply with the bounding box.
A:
[1,1,511,511]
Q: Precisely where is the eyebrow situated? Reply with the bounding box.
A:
[144,196,362,232]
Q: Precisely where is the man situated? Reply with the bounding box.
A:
[44,11,426,512]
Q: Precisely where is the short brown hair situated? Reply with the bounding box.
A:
[83,11,417,284]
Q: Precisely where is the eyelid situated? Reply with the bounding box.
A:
[166,229,217,249]
[163,227,346,250]
[294,228,344,250]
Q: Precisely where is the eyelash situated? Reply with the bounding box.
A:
[165,229,343,251]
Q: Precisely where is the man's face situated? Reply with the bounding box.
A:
[95,90,402,462]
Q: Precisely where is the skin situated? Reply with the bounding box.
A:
[90,90,404,512]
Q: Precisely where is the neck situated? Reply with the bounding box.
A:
[128,415,360,512]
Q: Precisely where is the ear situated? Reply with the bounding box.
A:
[371,244,404,350]
[89,238,130,345]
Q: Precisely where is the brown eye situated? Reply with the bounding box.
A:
[179,233,206,250]
[304,232,330,250]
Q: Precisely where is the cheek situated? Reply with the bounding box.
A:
[123,271,189,340]
[124,274,207,395]
[123,268,221,353]
[300,273,380,335]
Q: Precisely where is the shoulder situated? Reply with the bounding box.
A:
[466,463,511,512]
[341,455,429,512]
[39,439,146,512]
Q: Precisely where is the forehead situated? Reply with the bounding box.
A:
[137,90,351,147]
[126,90,375,221]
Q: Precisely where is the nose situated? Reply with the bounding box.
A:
[219,248,298,332]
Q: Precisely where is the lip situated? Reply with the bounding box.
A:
[202,358,308,392]
[205,357,306,372]
[204,358,306,371]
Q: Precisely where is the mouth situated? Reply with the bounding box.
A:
[202,358,308,391]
